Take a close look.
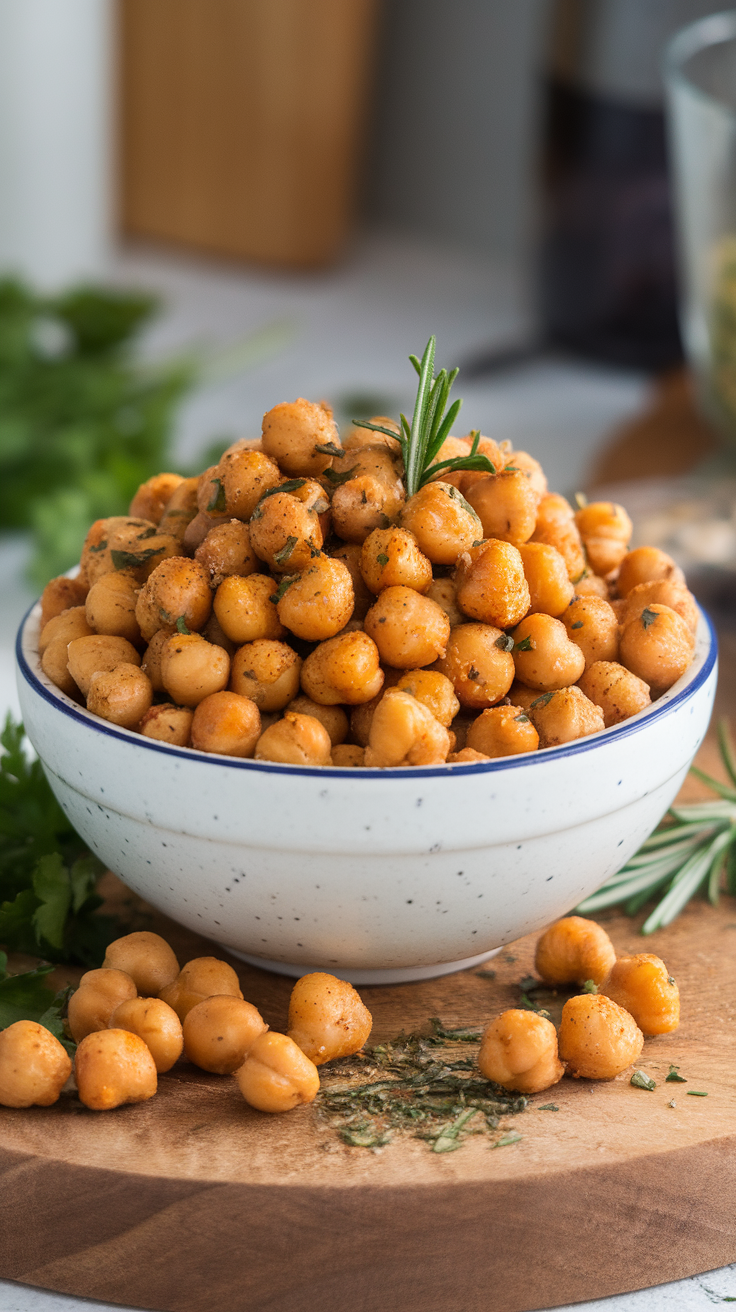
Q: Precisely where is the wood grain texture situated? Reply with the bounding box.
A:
[118,0,381,266]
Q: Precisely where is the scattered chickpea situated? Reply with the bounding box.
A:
[129,472,185,524]
[558,993,644,1080]
[287,972,372,1065]
[0,1021,72,1107]
[85,573,142,645]
[159,956,243,1023]
[140,627,172,692]
[426,577,465,627]
[435,623,515,710]
[364,586,450,669]
[41,637,82,698]
[465,469,539,543]
[288,696,348,746]
[526,686,604,748]
[217,448,282,518]
[360,527,432,595]
[75,1028,158,1110]
[331,743,365,767]
[275,555,354,641]
[214,574,286,644]
[67,634,141,698]
[235,1031,320,1113]
[301,631,384,705]
[183,996,268,1074]
[466,705,539,758]
[619,603,695,696]
[195,520,258,587]
[400,481,481,564]
[447,747,490,763]
[135,557,212,643]
[157,477,200,542]
[478,1010,564,1094]
[455,539,530,629]
[109,997,183,1073]
[364,688,450,767]
[86,663,153,729]
[139,702,193,746]
[160,633,230,708]
[620,579,698,635]
[616,546,685,597]
[535,916,616,987]
[330,542,375,619]
[262,398,341,477]
[562,596,620,670]
[600,954,680,1035]
[249,488,324,573]
[517,542,574,617]
[395,669,460,726]
[39,606,94,656]
[103,930,180,995]
[191,690,261,756]
[40,574,89,627]
[574,501,632,577]
[511,614,586,691]
[577,661,651,727]
[230,639,301,711]
[68,968,138,1043]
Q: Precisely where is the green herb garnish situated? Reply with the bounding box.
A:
[687,1090,708,1097]
[582,979,598,993]
[0,954,75,1054]
[630,1071,656,1091]
[110,547,163,571]
[515,636,534,652]
[571,620,584,630]
[323,467,357,488]
[207,477,226,513]
[468,666,481,682]
[493,1132,522,1148]
[270,575,298,604]
[666,1065,687,1083]
[274,536,298,567]
[530,692,555,709]
[376,552,390,568]
[537,1103,559,1111]
[253,479,306,513]
[641,607,658,629]
[314,442,344,457]
[514,713,530,724]
[495,634,514,652]
[175,616,190,635]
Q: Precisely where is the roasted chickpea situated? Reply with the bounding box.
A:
[183,996,268,1074]
[455,539,530,629]
[40,574,89,627]
[0,1021,72,1107]
[87,663,152,728]
[364,586,450,669]
[562,596,619,669]
[330,542,375,620]
[359,527,432,595]
[135,557,212,643]
[574,573,610,599]
[85,572,142,645]
[67,634,141,698]
[79,516,148,585]
[574,501,632,576]
[68,968,138,1043]
[75,1029,158,1110]
[195,520,258,587]
[330,445,405,543]
[343,415,402,456]
[139,702,193,746]
[535,916,616,987]
[201,610,237,655]
[577,661,651,727]
[39,606,93,655]
[616,546,685,597]
[213,574,286,644]
[526,685,604,748]
[508,450,547,497]
[426,577,464,627]
[109,997,183,1073]
[558,994,644,1080]
[229,639,301,711]
[531,495,587,581]
[511,613,586,691]
[452,435,508,494]
[129,472,185,523]
[364,688,450,767]
[41,638,82,698]
[159,956,243,1023]
[395,669,460,726]
[331,743,365,767]
[275,555,354,640]
[507,680,541,711]
[447,747,488,763]
[160,634,230,708]
[601,954,679,1036]
[217,447,283,517]
[400,481,481,564]
[478,1010,564,1094]
[249,490,324,573]
[287,972,372,1065]
[465,469,538,543]
[235,1031,320,1112]
[81,517,179,586]
[517,542,574,617]
[191,690,261,756]
[140,627,173,692]
[103,931,179,996]
[261,397,341,477]
[301,631,384,705]
[619,603,695,695]
[157,476,200,542]
[255,711,332,765]
[435,623,515,709]
[288,696,348,745]
[620,580,698,634]
[466,705,539,757]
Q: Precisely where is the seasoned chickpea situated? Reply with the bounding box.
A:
[68,968,138,1043]
[574,501,632,576]
[448,747,490,763]
[478,1010,564,1094]
[620,579,698,634]
[214,574,286,644]
[574,573,610,599]
[160,633,230,707]
[135,557,212,643]
[395,669,460,726]
[330,444,405,543]
[562,596,619,669]
[39,606,93,655]
[201,611,237,655]
[195,520,258,587]
[466,705,539,757]
[616,546,685,597]
[103,930,180,995]
[400,481,481,564]
[511,613,586,691]
[301,631,384,705]
[129,472,185,523]
[81,516,179,586]
[85,572,141,645]
[465,469,538,543]
[109,997,183,1073]
[262,397,341,477]
[435,623,515,709]
[330,542,375,619]
[526,685,604,748]
[558,994,644,1080]
[67,634,141,698]
[140,702,193,746]
[255,711,332,765]
[157,476,199,542]
[235,1031,320,1112]
[517,542,574,617]
[578,661,651,727]
[217,447,283,517]
[230,639,301,711]
[360,527,432,595]
[507,680,541,711]
[453,435,508,493]
[87,663,152,728]
[159,956,243,1022]
[535,916,616,987]
[75,1028,158,1110]
[619,603,694,695]
[288,696,348,745]
[79,516,148,585]
[364,688,450,767]
[455,539,530,629]
[275,555,354,640]
[331,743,365,767]
[249,489,324,573]
[426,576,464,627]
[41,574,89,627]
[191,690,261,756]
[364,586,450,668]
[343,415,402,455]
[601,954,679,1036]
[140,627,173,692]
[287,972,372,1065]
[531,494,587,581]
[508,449,547,497]
[0,1021,72,1107]
[183,995,268,1074]
[41,638,81,698]
[185,509,230,554]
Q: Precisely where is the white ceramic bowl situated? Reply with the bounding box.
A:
[16,602,717,983]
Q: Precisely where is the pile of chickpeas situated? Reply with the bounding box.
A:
[0,918,679,1111]
[37,398,698,766]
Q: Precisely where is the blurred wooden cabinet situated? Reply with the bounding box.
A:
[118,0,380,267]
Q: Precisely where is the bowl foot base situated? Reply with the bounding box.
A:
[224,945,502,985]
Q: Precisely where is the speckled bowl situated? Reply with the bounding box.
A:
[16,602,717,983]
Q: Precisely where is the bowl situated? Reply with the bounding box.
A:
[16,601,717,984]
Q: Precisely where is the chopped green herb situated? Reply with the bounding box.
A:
[630,1070,656,1091]
[270,575,298,604]
[136,525,158,540]
[468,666,480,681]
[110,547,162,571]
[493,1132,522,1148]
[668,976,676,986]
[571,620,584,630]
[88,540,108,553]
[687,1090,708,1097]
[641,607,658,629]
[513,713,530,724]
[274,535,298,567]
[537,1103,559,1111]
[518,976,539,994]
[339,1127,391,1148]
[514,636,534,652]
[495,634,514,652]
[475,968,496,979]
[323,467,356,488]
[666,1065,687,1083]
[207,477,226,513]
[571,570,588,586]
[582,979,598,994]
[256,478,306,506]
[376,552,390,568]
[530,692,555,709]
[502,465,519,474]
[175,616,190,635]
[314,442,344,457]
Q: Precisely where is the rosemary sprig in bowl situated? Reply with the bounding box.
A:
[577,720,736,934]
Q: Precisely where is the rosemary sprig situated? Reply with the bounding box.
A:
[577,719,736,934]
[353,336,495,498]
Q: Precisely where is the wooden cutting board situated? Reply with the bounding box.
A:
[1,886,735,1312]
